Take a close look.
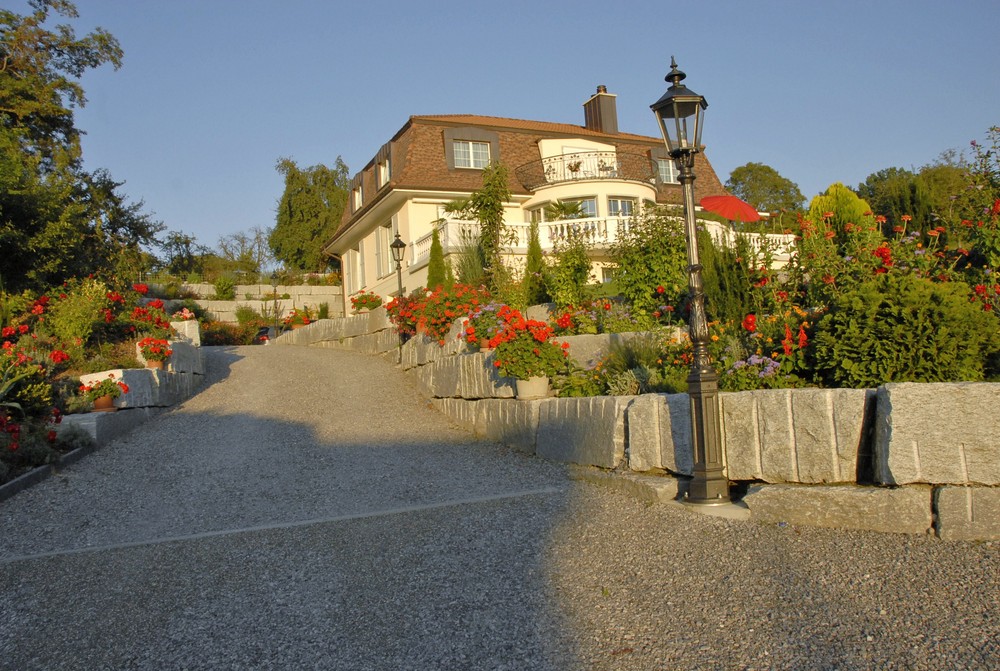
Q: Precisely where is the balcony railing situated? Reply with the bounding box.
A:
[410,217,796,270]
[411,217,634,268]
[514,151,655,191]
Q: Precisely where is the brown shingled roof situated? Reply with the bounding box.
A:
[411,114,660,143]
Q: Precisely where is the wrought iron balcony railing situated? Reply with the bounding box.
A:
[514,151,655,191]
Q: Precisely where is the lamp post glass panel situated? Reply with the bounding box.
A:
[651,58,730,504]
[270,272,279,339]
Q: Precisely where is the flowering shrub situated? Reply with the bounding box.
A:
[385,291,421,338]
[129,301,173,338]
[350,290,383,313]
[137,337,173,361]
[403,284,490,345]
[550,302,601,336]
[490,306,569,379]
[79,374,129,401]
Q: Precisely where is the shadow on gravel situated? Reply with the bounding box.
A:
[0,404,583,670]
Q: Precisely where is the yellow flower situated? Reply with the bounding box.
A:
[711,335,719,341]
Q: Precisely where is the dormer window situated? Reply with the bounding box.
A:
[453,140,491,169]
[657,158,680,184]
[352,185,363,211]
[377,159,391,189]
[443,127,499,170]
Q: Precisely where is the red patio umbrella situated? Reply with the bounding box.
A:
[699,194,761,223]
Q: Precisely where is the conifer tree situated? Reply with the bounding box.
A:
[426,226,446,289]
[523,220,548,305]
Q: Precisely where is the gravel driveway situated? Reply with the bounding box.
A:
[1,345,997,670]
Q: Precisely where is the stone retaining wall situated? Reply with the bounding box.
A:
[279,313,1000,540]
[65,323,207,445]
[161,283,345,323]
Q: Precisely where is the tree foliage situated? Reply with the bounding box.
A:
[466,163,511,288]
[523,220,548,305]
[426,225,446,289]
[609,205,688,315]
[217,226,274,276]
[725,162,805,213]
[0,1,159,292]
[807,182,873,234]
[270,157,349,272]
[1,0,123,170]
[855,167,933,231]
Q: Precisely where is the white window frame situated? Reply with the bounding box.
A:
[570,198,598,218]
[377,159,391,189]
[453,140,491,169]
[657,158,679,185]
[352,185,363,211]
[346,245,364,294]
[375,222,394,279]
[608,197,635,217]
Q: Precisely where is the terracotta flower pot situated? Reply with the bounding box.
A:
[146,360,164,370]
[92,395,117,412]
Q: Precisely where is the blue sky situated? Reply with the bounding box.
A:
[17,0,1000,249]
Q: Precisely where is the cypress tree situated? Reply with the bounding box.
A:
[426,226,446,289]
[523,220,548,305]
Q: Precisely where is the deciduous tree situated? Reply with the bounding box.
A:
[1,1,158,292]
[270,157,349,272]
[725,162,805,213]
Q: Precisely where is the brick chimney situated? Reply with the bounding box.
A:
[583,85,618,134]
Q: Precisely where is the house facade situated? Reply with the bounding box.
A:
[324,86,732,304]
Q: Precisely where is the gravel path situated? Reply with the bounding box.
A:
[0,345,997,670]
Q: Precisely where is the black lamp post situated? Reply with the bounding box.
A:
[651,58,730,505]
[390,233,406,364]
[270,271,279,341]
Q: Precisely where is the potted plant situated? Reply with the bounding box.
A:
[462,303,506,352]
[350,290,383,314]
[79,375,129,412]
[137,337,173,369]
[490,306,569,399]
[282,307,314,330]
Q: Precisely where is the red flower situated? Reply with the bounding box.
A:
[782,325,793,356]
[133,283,149,295]
[656,285,665,294]
[741,314,757,333]
[798,324,808,349]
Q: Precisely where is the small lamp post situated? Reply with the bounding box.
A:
[270,271,279,341]
[390,233,407,364]
[651,58,729,505]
